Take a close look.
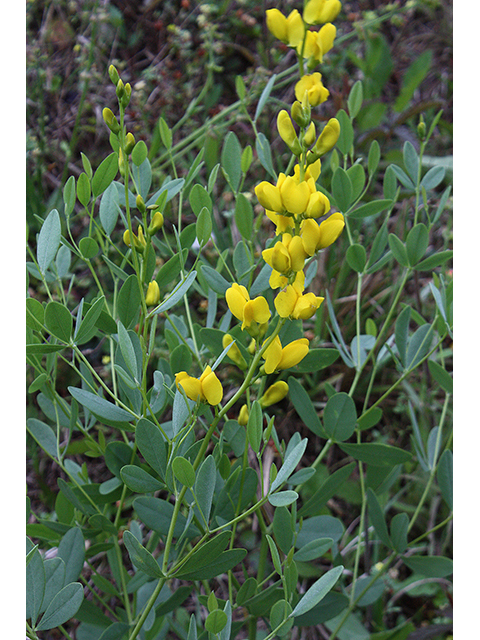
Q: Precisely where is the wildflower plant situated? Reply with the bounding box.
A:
[27,2,452,639]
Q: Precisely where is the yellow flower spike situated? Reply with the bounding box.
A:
[145,281,160,306]
[280,176,311,215]
[255,181,283,213]
[199,366,224,405]
[260,381,289,408]
[238,404,249,426]
[277,110,302,155]
[222,334,247,370]
[304,0,342,24]
[315,118,341,156]
[317,212,345,249]
[295,73,330,107]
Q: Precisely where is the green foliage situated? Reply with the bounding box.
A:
[26,2,452,639]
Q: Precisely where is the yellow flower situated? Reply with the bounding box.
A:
[277,110,302,155]
[255,180,283,213]
[262,234,307,276]
[305,190,331,218]
[123,225,147,252]
[225,283,271,334]
[314,118,341,156]
[303,0,342,25]
[300,24,337,63]
[295,73,330,107]
[148,211,164,234]
[238,404,249,426]
[175,365,223,406]
[260,381,289,408]
[222,334,247,370]
[274,272,324,319]
[266,8,305,47]
[263,336,310,374]
[145,281,160,306]
[265,209,293,235]
[301,213,345,255]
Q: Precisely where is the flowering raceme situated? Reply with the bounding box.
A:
[175,366,223,406]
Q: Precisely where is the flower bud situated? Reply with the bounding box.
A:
[121,82,132,108]
[136,194,146,214]
[116,79,125,100]
[145,281,160,306]
[109,65,120,86]
[118,148,128,177]
[238,405,249,426]
[222,334,248,370]
[259,381,289,408]
[417,116,427,142]
[102,107,120,134]
[291,100,311,128]
[304,122,316,147]
[277,110,302,156]
[125,132,135,155]
[314,118,340,156]
[148,211,164,234]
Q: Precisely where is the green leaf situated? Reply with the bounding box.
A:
[205,609,228,635]
[268,491,299,507]
[437,449,453,509]
[76,172,91,207]
[395,305,411,366]
[200,265,230,295]
[37,209,61,275]
[290,566,343,617]
[402,555,452,578]
[134,496,198,537]
[256,132,276,179]
[247,400,263,453]
[45,301,72,343]
[414,249,453,271]
[383,165,398,199]
[235,192,254,240]
[347,81,363,118]
[63,176,76,218]
[323,392,357,442]
[172,456,196,488]
[406,223,429,265]
[158,117,172,150]
[357,407,383,431]
[366,488,392,548]
[74,296,106,345]
[36,582,84,630]
[155,249,188,288]
[293,348,339,373]
[81,153,92,179]
[294,592,348,627]
[336,109,354,156]
[177,548,247,581]
[299,463,356,517]
[346,244,366,273]
[68,386,134,429]
[57,527,85,583]
[99,181,121,237]
[123,530,164,578]
[390,512,409,554]
[120,465,164,493]
[348,199,392,220]
[403,141,419,183]
[405,323,433,370]
[273,507,293,556]
[388,233,409,267]
[117,321,139,380]
[154,270,197,313]
[421,165,445,191]
[27,418,58,459]
[270,438,308,492]
[394,50,433,112]
[132,140,149,166]
[427,360,453,394]
[266,534,282,576]
[347,164,366,202]
[92,153,118,197]
[293,538,333,562]
[26,297,45,331]
[390,164,415,190]
[339,443,412,467]
[368,140,381,175]
[221,131,242,192]
[189,183,212,216]
[331,167,353,212]
[40,557,66,616]
[196,206,212,246]
[79,236,99,260]
[26,540,45,625]
[175,532,231,578]
[288,377,324,437]
[195,455,216,525]
[236,577,258,606]
[254,73,276,122]
[270,599,294,637]
[135,418,167,479]
[117,274,142,328]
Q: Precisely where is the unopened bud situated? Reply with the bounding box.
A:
[121,83,132,108]
[102,108,120,134]
[259,381,289,408]
[118,148,127,176]
[145,281,161,306]
[222,334,247,370]
[291,100,310,128]
[315,118,340,156]
[109,65,120,86]
[417,116,426,142]
[116,79,125,100]
[125,132,135,155]
[136,194,146,214]
[238,405,249,426]
[148,211,164,234]
[304,121,316,147]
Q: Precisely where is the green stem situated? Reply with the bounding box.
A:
[128,577,166,640]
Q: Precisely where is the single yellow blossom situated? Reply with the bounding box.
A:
[226,283,271,334]
[303,0,342,25]
[222,334,247,370]
[301,213,345,255]
[260,381,289,408]
[238,404,249,426]
[262,233,308,276]
[175,366,223,406]
[263,336,310,374]
[145,281,160,306]
[314,118,341,156]
[266,8,305,47]
[295,73,330,107]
